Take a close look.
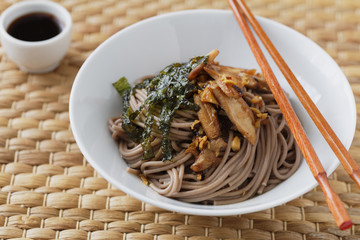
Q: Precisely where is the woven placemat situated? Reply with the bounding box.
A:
[0,0,359,239]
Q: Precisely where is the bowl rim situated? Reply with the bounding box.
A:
[70,9,356,216]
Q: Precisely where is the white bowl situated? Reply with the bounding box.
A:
[0,0,72,73]
[69,10,356,216]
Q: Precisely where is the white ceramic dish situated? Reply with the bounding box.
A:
[69,10,356,216]
[0,0,72,73]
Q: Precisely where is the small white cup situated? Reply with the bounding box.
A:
[0,0,72,73]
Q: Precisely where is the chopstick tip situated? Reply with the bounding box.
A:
[339,220,353,230]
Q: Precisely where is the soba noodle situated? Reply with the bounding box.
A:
[109,52,301,205]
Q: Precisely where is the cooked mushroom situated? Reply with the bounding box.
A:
[208,138,227,157]
[204,65,244,98]
[190,148,219,172]
[193,94,221,140]
[210,82,257,145]
[200,86,218,105]
[188,49,219,80]
[207,64,269,91]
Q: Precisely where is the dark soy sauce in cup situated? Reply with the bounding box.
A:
[7,12,62,42]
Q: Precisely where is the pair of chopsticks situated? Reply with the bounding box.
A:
[228,0,359,230]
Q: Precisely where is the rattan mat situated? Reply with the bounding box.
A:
[0,0,359,239]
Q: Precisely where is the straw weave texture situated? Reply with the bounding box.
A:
[0,0,360,239]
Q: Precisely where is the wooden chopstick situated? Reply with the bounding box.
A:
[227,0,353,230]
[236,0,360,190]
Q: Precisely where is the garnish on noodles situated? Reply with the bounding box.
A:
[109,50,301,204]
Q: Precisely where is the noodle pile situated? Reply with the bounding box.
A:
[109,51,301,205]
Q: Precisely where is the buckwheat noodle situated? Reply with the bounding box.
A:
[109,86,301,205]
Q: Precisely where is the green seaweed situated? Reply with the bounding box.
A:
[113,55,208,161]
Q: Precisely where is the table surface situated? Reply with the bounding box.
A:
[0,0,360,239]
